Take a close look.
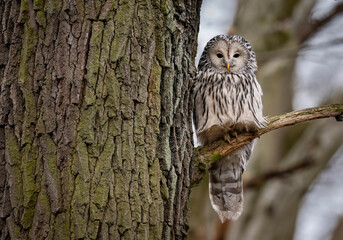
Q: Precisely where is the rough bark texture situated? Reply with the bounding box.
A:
[0,0,201,239]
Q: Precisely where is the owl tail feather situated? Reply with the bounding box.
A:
[209,155,244,223]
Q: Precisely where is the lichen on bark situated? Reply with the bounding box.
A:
[0,0,201,239]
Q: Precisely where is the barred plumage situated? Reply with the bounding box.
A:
[193,35,266,222]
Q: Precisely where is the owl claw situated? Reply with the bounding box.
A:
[233,131,238,140]
[224,134,232,143]
[224,131,239,143]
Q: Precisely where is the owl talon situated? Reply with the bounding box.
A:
[233,131,238,141]
[224,134,232,143]
[224,131,239,143]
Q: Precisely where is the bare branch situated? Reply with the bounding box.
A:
[298,2,343,43]
[244,158,314,189]
[191,103,343,185]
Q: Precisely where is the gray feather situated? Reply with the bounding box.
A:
[193,35,265,222]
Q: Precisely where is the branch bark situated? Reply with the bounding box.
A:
[191,103,343,185]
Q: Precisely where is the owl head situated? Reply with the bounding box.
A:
[198,35,257,74]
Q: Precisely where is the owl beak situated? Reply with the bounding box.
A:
[226,63,230,71]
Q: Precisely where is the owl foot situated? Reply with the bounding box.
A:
[224,134,232,143]
[224,131,239,143]
[233,131,238,139]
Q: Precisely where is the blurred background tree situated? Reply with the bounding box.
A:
[189,0,343,239]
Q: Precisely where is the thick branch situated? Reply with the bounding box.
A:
[191,103,343,185]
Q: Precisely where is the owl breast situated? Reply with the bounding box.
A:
[194,70,265,145]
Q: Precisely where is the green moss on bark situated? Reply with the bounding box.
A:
[1,0,200,238]
[21,143,39,229]
[110,1,134,62]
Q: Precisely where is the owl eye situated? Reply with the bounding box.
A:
[216,53,223,58]
[233,53,240,58]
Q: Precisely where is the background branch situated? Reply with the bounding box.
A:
[297,2,343,43]
[244,157,314,189]
[191,103,343,185]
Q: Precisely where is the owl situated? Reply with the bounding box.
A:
[193,35,266,222]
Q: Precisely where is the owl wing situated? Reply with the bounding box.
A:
[193,81,204,132]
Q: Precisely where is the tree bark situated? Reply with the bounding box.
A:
[0,0,201,239]
[332,217,343,240]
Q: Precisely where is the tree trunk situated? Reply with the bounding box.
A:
[0,0,201,239]
[332,217,343,240]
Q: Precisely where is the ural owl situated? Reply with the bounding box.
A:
[193,35,266,222]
